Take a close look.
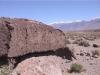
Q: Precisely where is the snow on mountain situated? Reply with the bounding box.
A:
[49,18,100,31]
[49,20,82,25]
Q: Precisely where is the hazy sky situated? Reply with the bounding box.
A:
[0,0,100,24]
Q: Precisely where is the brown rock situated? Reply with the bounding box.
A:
[8,20,66,57]
[0,22,10,56]
[0,18,66,57]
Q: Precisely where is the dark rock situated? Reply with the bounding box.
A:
[93,44,99,48]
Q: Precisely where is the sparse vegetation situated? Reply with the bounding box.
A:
[14,18,29,21]
[65,30,100,41]
[73,39,90,47]
[68,63,83,73]
[83,35,96,41]
[0,65,11,75]
[66,39,71,44]
[78,40,90,47]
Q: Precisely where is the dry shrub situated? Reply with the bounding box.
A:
[66,39,71,44]
[14,18,29,21]
[83,36,96,41]
[73,39,90,47]
[68,63,83,73]
[0,65,11,75]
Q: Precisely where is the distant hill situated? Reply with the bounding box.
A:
[51,18,100,31]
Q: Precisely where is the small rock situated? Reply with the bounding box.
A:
[80,53,84,56]
[92,55,98,58]
[93,44,99,48]
[86,53,90,57]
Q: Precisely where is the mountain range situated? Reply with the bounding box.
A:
[50,18,100,31]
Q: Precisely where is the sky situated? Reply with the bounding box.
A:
[0,0,100,24]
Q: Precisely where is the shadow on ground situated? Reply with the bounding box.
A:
[0,47,75,68]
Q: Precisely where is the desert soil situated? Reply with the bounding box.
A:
[0,30,100,75]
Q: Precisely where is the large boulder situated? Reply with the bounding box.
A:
[8,20,66,57]
[11,56,67,75]
[0,18,66,57]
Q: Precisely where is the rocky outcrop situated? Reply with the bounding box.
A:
[11,56,67,75]
[0,18,66,58]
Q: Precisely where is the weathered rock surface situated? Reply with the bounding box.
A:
[0,18,66,57]
[11,56,67,75]
[8,20,66,57]
[0,23,10,56]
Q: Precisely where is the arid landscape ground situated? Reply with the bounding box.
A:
[0,0,100,75]
[64,30,100,75]
[0,28,100,75]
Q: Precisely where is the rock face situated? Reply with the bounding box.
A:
[0,18,66,57]
[11,56,67,75]
[0,22,10,56]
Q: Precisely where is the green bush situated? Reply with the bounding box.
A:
[69,63,83,73]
